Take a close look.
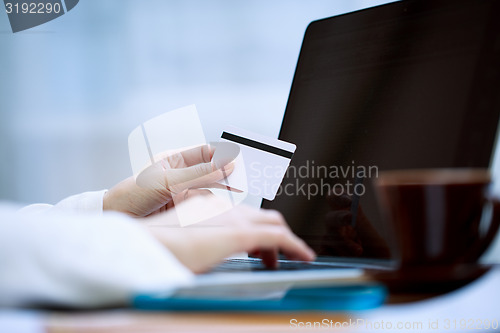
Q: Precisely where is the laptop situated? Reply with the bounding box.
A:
[159,0,500,291]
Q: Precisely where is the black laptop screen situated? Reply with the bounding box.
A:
[262,0,500,264]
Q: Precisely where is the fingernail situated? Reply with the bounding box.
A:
[308,249,316,260]
[224,162,235,172]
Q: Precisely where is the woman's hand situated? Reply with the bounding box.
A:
[143,196,316,273]
[103,144,234,217]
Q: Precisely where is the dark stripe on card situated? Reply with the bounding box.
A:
[221,132,294,159]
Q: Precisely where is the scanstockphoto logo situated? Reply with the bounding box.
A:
[4,0,79,33]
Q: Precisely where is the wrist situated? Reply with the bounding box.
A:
[102,190,112,211]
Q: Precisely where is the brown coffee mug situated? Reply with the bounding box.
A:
[374,168,500,268]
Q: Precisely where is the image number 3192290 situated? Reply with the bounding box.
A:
[4,0,79,33]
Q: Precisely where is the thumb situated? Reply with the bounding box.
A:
[136,161,214,192]
[165,162,223,193]
[169,162,215,183]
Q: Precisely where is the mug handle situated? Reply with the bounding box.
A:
[463,197,500,262]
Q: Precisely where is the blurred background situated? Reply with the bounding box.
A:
[1,0,499,260]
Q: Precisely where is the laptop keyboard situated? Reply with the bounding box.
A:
[211,258,347,273]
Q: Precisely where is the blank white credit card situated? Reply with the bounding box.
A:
[213,126,296,201]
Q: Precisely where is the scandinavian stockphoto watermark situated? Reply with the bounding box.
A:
[249,160,379,200]
[289,317,499,330]
[4,0,79,33]
[127,106,378,226]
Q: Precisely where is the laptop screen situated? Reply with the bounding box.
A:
[262,0,500,265]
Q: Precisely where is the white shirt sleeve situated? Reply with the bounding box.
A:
[0,204,194,308]
[19,190,107,215]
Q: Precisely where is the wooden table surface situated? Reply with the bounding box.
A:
[47,311,350,333]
